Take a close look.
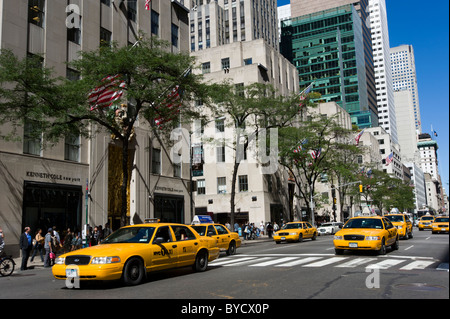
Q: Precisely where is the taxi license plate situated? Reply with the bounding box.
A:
[66,268,78,278]
[349,242,358,248]
[442,228,447,231]
[281,237,286,241]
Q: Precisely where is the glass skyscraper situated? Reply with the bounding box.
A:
[281,4,378,128]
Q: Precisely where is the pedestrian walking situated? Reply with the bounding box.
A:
[63,228,73,253]
[44,228,53,268]
[71,232,82,251]
[266,222,274,238]
[19,226,32,270]
[103,223,112,239]
[30,228,45,263]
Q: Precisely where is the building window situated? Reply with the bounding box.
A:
[28,0,45,28]
[171,23,179,47]
[197,179,206,195]
[217,145,225,163]
[173,161,181,177]
[100,27,112,47]
[202,62,211,74]
[128,0,137,22]
[65,134,80,162]
[151,10,159,35]
[215,117,225,133]
[152,148,161,175]
[217,177,226,194]
[221,57,230,70]
[23,121,42,156]
[239,175,248,192]
[67,16,81,44]
[101,0,111,6]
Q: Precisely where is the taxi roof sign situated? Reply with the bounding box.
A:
[192,215,213,224]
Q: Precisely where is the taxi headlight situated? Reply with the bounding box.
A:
[397,226,403,229]
[366,236,381,241]
[290,232,298,236]
[55,257,65,265]
[91,256,121,264]
[334,235,343,240]
[432,225,438,228]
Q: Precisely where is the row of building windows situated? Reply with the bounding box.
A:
[196,175,249,195]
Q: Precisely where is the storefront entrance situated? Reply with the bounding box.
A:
[22,181,82,235]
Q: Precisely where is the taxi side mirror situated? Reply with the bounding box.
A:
[154,237,164,244]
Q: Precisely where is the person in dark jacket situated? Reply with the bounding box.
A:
[19,227,32,270]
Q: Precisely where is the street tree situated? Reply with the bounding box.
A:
[0,36,210,227]
[207,82,305,227]
[278,107,355,224]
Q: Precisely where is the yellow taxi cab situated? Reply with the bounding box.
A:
[418,215,435,231]
[333,216,399,255]
[273,221,317,244]
[52,223,220,286]
[191,223,241,255]
[384,213,413,239]
[431,216,449,234]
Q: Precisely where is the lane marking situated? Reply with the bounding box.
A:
[303,257,347,267]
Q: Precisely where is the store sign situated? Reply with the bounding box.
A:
[26,171,81,183]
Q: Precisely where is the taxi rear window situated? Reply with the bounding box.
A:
[102,227,155,244]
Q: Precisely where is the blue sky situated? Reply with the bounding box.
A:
[278,0,449,191]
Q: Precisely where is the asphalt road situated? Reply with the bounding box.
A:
[1,229,448,308]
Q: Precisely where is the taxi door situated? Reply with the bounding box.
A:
[170,225,198,267]
[150,226,178,271]
[214,225,231,250]
[302,222,312,238]
[382,218,397,245]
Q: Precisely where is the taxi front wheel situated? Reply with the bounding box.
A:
[193,250,208,272]
[122,257,145,286]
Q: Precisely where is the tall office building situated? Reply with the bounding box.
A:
[368,0,397,144]
[280,4,378,128]
[188,1,300,225]
[188,0,279,52]
[390,45,422,133]
[0,0,191,255]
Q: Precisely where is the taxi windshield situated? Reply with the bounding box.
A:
[283,223,302,229]
[385,215,404,222]
[434,217,449,223]
[102,227,155,244]
[421,216,434,221]
[192,225,207,236]
[344,218,383,229]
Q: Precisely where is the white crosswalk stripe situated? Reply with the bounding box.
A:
[249,257,298,267]
[302,257,347,267]
[210,254,436,271]
[399,260,435,270]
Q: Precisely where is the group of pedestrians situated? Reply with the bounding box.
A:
[241,221,280,240]
[4,222,112,272]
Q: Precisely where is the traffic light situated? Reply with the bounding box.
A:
[359,184,363,192]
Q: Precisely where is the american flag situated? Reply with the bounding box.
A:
[310,147,322,160]
[145,0,151,11]
[299,82,314,107]
[355,129,365,145]
[154,85,182,128]
[385,152,394,166]
[88,74,126,110]
[293,138,308,153]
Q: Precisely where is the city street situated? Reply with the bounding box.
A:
[1,229,447,305]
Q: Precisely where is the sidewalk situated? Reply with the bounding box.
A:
[239,234,273,245]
